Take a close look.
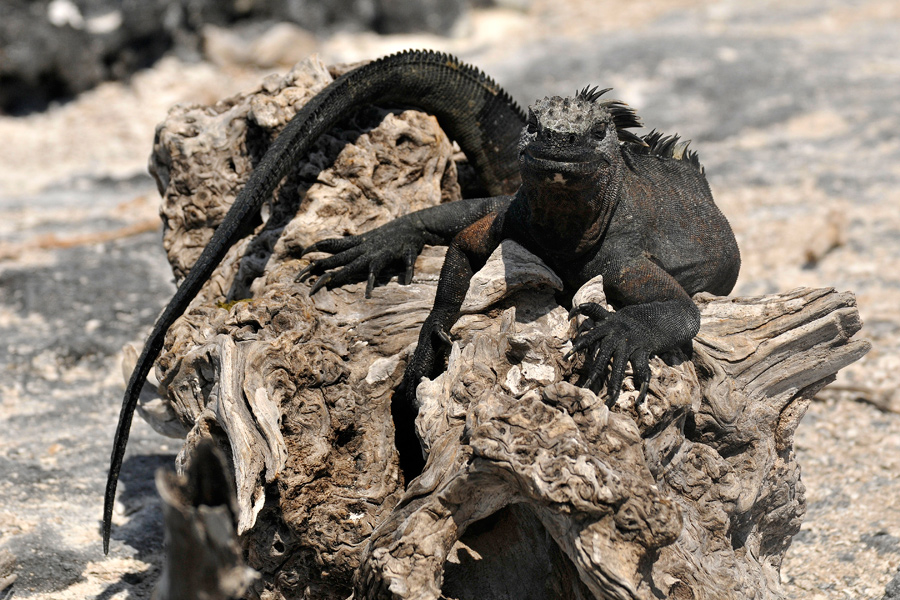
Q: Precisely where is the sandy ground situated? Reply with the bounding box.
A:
[1,0,899,597]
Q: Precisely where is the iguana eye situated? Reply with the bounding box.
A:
[591,125,607,140]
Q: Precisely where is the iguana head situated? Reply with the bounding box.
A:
[516,88,643,252]
[518,87,643,189]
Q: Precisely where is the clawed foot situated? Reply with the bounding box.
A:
[566,302,651,405]
[393,314,454,482]
[400,313,454,403]
[295,224,426,297]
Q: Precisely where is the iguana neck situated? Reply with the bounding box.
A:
[520,162,624,256]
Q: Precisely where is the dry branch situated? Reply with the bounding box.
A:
[153,440,257,600]
[140,56,870,599]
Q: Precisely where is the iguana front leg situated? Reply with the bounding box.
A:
[400,211,504,404]
[379,211,504,476]
[299,201,506,478]
[296,196,512,296]
[568,254,701,405]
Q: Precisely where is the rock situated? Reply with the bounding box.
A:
[0,0,471,114]
[0,0,201,115]
[373,0,467,35]
[202,22,318,70]
[885,569,900,600]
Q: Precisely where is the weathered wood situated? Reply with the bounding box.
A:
[141,56,870,599]
[0,549,15,597]
[153,440,258,600]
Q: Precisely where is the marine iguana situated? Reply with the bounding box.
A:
[300,88,741,475]
[102,49,740,552]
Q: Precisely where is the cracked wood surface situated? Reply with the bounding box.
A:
[142,56,869,599]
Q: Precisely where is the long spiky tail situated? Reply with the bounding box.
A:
[102,49,525,553]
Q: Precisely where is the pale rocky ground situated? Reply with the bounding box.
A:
[0,0,898,598]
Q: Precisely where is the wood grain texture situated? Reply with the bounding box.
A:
[144,56,869,599]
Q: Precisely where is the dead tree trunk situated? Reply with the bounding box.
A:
[153,440,258,600]
[138,56,869,600]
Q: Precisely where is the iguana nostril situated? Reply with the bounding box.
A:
[569,134,576,144]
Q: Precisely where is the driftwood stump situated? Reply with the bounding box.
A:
[136,56,870,599]
[153,440,258,600]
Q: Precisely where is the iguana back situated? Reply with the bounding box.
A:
[616,137,740,297]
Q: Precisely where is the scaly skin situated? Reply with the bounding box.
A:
[305,88,741,480]
[102,50,526,553]
[104,52,741,555]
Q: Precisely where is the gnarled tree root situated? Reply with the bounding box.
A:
[138,55,869,600]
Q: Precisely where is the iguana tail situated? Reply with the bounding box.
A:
[102,49,525,553]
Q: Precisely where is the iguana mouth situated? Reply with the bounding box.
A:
[521,151,609,177]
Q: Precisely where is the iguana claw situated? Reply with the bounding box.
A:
[309,272,333,295]
[568,301,610,322]
[435,328,453,346]
[567,302,654,405]
[293,218,429,298]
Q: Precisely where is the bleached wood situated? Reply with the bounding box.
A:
[153,441,257,600]
[143,56,870,599]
